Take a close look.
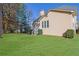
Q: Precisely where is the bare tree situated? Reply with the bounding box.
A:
[2,3,19,33]
[0,4,3,36]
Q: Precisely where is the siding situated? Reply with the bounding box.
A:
[39,11,75,36]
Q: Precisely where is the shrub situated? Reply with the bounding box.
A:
[63,29,74,38]
[38,29,42,35]
[76,28,79,34]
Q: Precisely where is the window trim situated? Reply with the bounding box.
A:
[47,20,49,28]
[42,20,49,28]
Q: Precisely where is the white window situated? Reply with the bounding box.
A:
[47,20,49,28]
[42,21,44,28]
[42,20,49,28]
[44,21,46,28]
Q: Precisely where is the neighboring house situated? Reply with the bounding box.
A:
[33,9,77,36]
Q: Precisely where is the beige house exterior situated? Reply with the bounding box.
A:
[33,9,77,36]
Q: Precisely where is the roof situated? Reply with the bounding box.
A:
[48,9,77,16]
[32,16,44,25]
[48,9,75,14]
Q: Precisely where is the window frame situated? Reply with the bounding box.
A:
[42,20,49,28]
[47,20,49,28]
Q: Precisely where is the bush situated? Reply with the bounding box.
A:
[76,28,79,34]
[38,29,42,35]
[63,29,74,38]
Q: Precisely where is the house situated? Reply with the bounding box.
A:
[33,9,77,36]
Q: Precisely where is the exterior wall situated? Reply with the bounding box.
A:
[39,17,50,35]
[74,16,78,30]
[39,11,76,36]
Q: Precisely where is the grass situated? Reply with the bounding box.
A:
[0,33,79,56]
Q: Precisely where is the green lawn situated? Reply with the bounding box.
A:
[0,34,79,56]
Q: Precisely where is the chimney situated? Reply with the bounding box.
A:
[40,10,45,16]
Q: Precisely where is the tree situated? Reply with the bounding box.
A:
[1,3,19,33]
[0,4,3,36]
[16,4,32,34]
[0,3,33,34]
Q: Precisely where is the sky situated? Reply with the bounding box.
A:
[25,3,79,21]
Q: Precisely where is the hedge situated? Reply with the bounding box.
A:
[63,29,74,38]
[38,29,42,35]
